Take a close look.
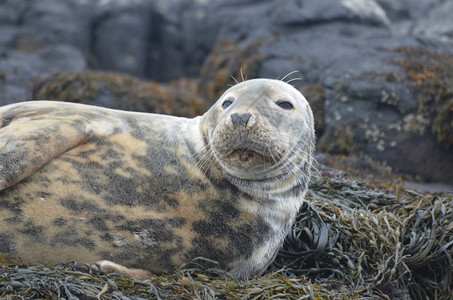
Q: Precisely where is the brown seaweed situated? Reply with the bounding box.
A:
[1,170,452,299]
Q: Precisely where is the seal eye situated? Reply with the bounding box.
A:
[222,97,235,109]
[277,101,294,110]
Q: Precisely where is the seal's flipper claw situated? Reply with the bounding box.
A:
[85,263,100,275]
[91,260,153,280]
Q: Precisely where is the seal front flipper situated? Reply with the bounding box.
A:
[0,102,89,191]
[87,260,152,280]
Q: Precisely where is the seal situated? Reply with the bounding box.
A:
[0,78,315,279]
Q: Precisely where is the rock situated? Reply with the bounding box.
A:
[0,45,87,105]
[15,0,94,52]
[32,71,208,117]
[413,1,453,46]
[0,51,44,104]
[198,0,453,184]
[376,0,440,22]
[270,0,390,27]
[149,0,211,81]
[0,0,214,82]
[93,2,154,77]
[0,26,19,52]
[37,44,87,73]
[199,0,394,98]
[90,0,210,81]
[0,0,24,26]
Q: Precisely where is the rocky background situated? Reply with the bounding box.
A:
[1,0,453,185]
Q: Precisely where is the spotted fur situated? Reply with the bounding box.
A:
[0,79,315,279]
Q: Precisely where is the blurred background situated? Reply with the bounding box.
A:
[0,0,452,186]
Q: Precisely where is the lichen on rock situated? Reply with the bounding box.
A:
[394,47,453,148]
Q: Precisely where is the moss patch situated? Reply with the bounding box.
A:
[393,47,453,148]
[200,38,268,101]
[32,71,208,117]
[299,84,326,137]
[317,125,356,154]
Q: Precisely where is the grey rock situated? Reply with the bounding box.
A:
[0,46,87,105]
[16,0,94,52]
[90,0,209,81]
[376,0,442,35]
[270,0,390,27]
[413,1,453,46]
[93,2,153,77]
[37,44,87,73]
[376,0,440,21]
[0,85,30,105]
[199,0,453,184]
[0,26,19,50]
[0,1,22,25]
[149,0,206,81]
[0,51,44,104]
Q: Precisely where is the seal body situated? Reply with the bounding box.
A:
[0,79,315,279]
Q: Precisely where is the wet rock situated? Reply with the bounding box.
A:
[269,0,390,27]
[37,44,87,73]
[0,26,19,52]
[149,0,211,81]
[93,2,154,77]
[412,0,453,46]
[14,0,93,52]
[0,0,25,26]
[376,0,440,22]
[0,46,87,105]
[87,0,209,81]
[198,0,453,184]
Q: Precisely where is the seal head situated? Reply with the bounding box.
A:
[200,78,315,199]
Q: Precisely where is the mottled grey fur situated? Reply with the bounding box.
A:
[0,79,315,279]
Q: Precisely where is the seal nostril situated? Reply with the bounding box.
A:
[231,112,252,127]
[231,113,240,126]
[241,113,251,126]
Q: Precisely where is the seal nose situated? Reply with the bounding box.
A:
[231,112,252,127]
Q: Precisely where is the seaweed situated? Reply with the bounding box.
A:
[1,161,452,299]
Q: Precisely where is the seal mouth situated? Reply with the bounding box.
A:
[228,148,275,163]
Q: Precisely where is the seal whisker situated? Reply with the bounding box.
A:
[192,142,219,182]
[284,143,318,176]
[194,147,215,175]
[257,140,309,177]
[285,77,303,84]
[187,137,216,179]
[280,70,300,82]
[278,139,315,161]
[240,67,246,82]
[273,141,315,184]
[264,144,279,165]
[288,149,317,178]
